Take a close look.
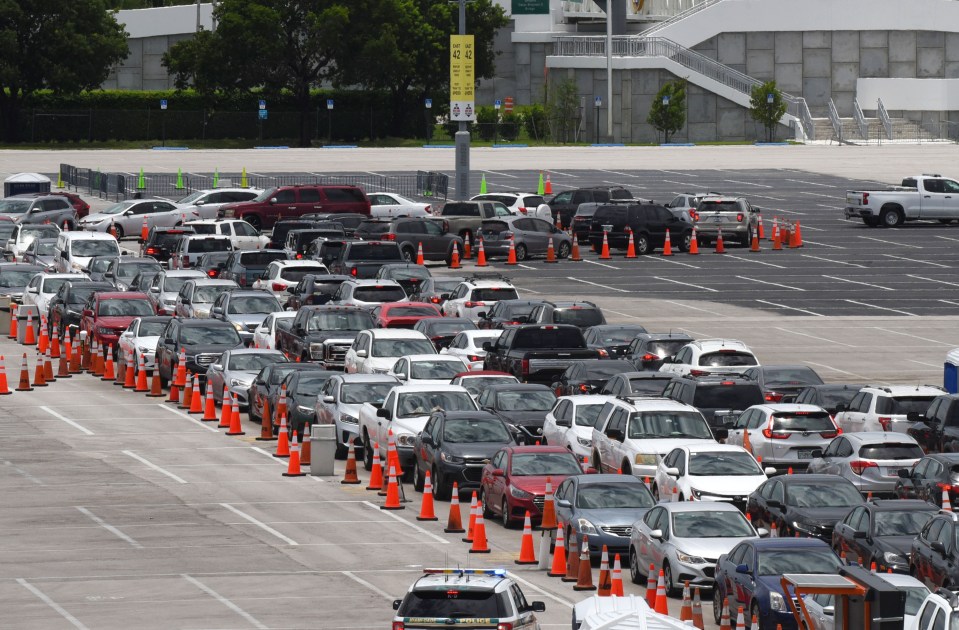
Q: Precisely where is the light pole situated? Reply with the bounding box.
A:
[662,94,669,144]
[606,2,613,141]
[767,92,774,141]
[425,98,432,145]
[453,0,471,199]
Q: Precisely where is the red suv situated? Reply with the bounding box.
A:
[80,292,156,349]
[218,185,370,231]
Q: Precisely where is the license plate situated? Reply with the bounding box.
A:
[713,216,724,223]
[797,450,814,459]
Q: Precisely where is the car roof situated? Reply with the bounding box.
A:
[684,443,754,455]
[505,445,573,455]
[367,329,430,339]
[660,501,745,513]
[752,404,829,413]
[163,270,207,277]
[348,279,402,287]
[750,537,831,550]
[434,410,500,420]
[96,292,149,300]
[226,289,274,297]
[226,348,285,357]
[574,473,647,486]
[403,354,467,362]
[486,383,555,393]
[779,474,857,485]
[178,318,236,327]
[188,279,238,286]
[841,432,920,445]
[0,263,45,271]
[60,232,117,241]
[688,338,751,351]
[452,370,514,378]
[867,499,937,512]
[931,453,959,463]
[635,332,694,341]
[619,372,675,380]
[862,385,945,395]
[391,384,469,394]
[334,374,402,384]
[558,394,616,404]
[134,315,173,323]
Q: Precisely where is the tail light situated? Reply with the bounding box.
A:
[430,297,441,304]
[850,460,878,475]
[296,253,303,259]
[497,624,514,630]
[424,205,430,213]
[819,429,839,438]
[762,428,790,439]
[597,349,609,358]
[579,384,589,392]
[519,206,527,214]
[464,301,486,308]
[207,269,218,278]
[878,417,892,431]
[181,255,190,268]
[392,623,405,630]
[736,213,745,222]
[641,353,658,362]
[382,233,396,241]
[238,275,246,287]
[765,392,783,402]
[689,369,710,376]
[351,267,358,277]
[863,192,869,205]
[467,354,482,362]
[521,359,530,375]
[272,282,286,292]
[938,482,953,493]
[502,231,514,240]
[689,209,699,221]
[145,246,159,255]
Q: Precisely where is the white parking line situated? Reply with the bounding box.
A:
[774,328,854,347]
[581,259,620,270]
[603,309,647,320]
[342,571,395,601]
[660,169,698,177]
[182,574,269,629]
[787,179,836,188]
[888,256,950,268]
[4,459,43,485]
[516,264,536,270]
[663,301,727,316]
[801,254,862,267]
[220,503,298,546]
[566,277,630,293]
[906,359,941,368]
[40,407,94,435]
[508,572,575,609]
[907,274,959,287]
[481,169,519,179]
[17,579,90,630]
[75,507,143,549]
[596,169,638,178]
[159,404,220,433]
[935,235,959,243]
[941,300,959,307]
[736,276,804,291]
[653,277,717,292]
[803,361,871,379]
[725,256,786,269]
[844,300,917,316]
[755,300,823,316]
[362,501,450,544]
[545,169,577,177]
[123,451,189,484]
[823,276,894,291]
[800,240,845,249]
[723,179,772,188]
[642,256,700,269]
[798,191,839,198]
[873,328,955,346]
[857,236,923,249]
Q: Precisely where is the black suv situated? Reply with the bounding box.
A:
[587,203,693,254]
[526,301,605,329]
[832,499,936,573]
[895,453,959,509]
[143,226,196,264]
[583,324,648,359]
[104,257,163,292]
[911,511,959,589]
[307,237,355,267]
[354,218,463,263]
[284,274,351,309]
[374,262,432,297]
[908,394,959,454]
[793,383,868,412]
[301,212,368,237]
[48,280,115,337]
[284,225,346,258]
[155,318,244,387]
[662,374,765,429]
[546,186,633,230]
[625,332,694,371]
[218,250,289,287]
[269,219,327,249]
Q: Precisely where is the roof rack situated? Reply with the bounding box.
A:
[934,587,959,608]
[463,272,511,283]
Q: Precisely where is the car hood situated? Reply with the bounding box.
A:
[511,475,575,495]
[674,535,755,561]
[444,442,509,461]
[80,212,117,224]
[756,575,787,596]
[494,410,549,426]
[365,356,400,373]
[184,342,241,356]
[391,414,431,436]
[95,315,138,329]
[223,368,260,383]
[227,313,268,326]
[134,335,161,348]
[580,507,651,528]
[789,506,851,528]
[875,535,914,557]
[687,475,767,497]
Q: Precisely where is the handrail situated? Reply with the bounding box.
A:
[853,98,868,139]
[877,98,893,140]
[792,98,814,142]
[827,99,842,141]
[640,0,722,36]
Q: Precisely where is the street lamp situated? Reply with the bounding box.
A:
[767,93,774,105]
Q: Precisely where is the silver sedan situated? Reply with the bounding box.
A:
[205,349,289,408]
[805,431,924,498]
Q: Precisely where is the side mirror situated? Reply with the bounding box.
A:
[482,341,492,351]
[735,564,750,574]
[556,498,572,508]
[932,541,947,555]
[323,395,334,404]
[392,600,402,611]
[104,272,114,279]
[286,286,296,294]
[121,330,134,338]
[834,403,847,412]
[555,417,571,428]
[713,428,729,441]
[269,197,278,205]
[376,407,391,420]
[420,434,433,447]
[209,363,222,370]
[476,311,487,319]
[491,468,504,477]
[897,468,911,479]
[665,467,680,477]
[810,448,824,459]
[766,499,783,509]
[211,306,224,316]
[853,530,867,539]
[529,601,546,613]
[649,529,664,540]
[123,210,134,216]
[356,349,368,358]
[756,527,769,538]
[764,467,777,476]
[82,309,93,317]
[439,293,450,300]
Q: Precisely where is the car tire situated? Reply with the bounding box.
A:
[557,241,571,259]
[663,561,677,597]
[880,206,904,228]
[432,467,452,501]
[514,243,528,261]
[113,224,125,239]
[402,246,416,262]
[363,439,373,471]
[678,231,692,252]
[713,587,725,624]
[634,233,651,255]
[501,498,515,528]
[629,548,644,584]
[412,462,424,492]
[939,219,956,225]
[334,442,347,460]
[479,490,493,517]
[863,216,881,227]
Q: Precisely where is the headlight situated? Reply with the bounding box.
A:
[230,378,251,388]
[310,342,324,354]
[96,327,111,335]
[577,437,592,447]
[232,322,244,332]
[440,451,464,464]
[791,521,817,534]
[136,345,152,354]
[295,405,313,415]
[577,518,597,535]
[635,453,658,465]
[883,551,906,565]
[676,551,707,564]
[510,485,533,499]
[769,591,786,612]
[395,434,416,447]
[162,299,176,307]
[340,413,358,425]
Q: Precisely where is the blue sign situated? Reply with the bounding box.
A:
[160,99,168,110]
[494,99,502,109]
[594,96,602,107]
[327,99,334,110]
[258,110,268,120]
[425,98,433,109]
[258,100,266,110]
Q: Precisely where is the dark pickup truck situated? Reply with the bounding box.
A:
[274,305,374,367]
[328,240,403,279]
[482,323,600,383]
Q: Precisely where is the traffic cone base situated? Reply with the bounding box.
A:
[381,466,404,510]
[563,531,580,582]
[15,354,31,391]
[573,537,595,591]
[341,439,361,484]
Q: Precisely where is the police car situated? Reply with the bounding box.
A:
[392,568,545,629]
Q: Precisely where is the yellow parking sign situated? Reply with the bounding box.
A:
[450,35,475,122]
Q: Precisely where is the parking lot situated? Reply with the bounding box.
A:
[3,145,959,629]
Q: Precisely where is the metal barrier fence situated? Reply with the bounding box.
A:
[58,164,449,203]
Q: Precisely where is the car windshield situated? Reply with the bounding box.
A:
[117,262,160,278]
[228,354,286,371]
[874,510,934,536]
[410,360,465,380]
[0,199,31,214]
[371,339,435,357]
[858,443,924,460]
[756,548,842,575]
[433,279,464,292]
[73,240,119,257]
[698,351,757,367]
[582,362,633,379]
[693,385,764,409]
[35,241,57,255]
[254,188,277,202]
[458,376,515,398]
[280,266,327,282]
[194,285,233,303]
[387,267,431,281]
[646,340,690,358]
[188,224,217,235]
[97,299,154,316]
[340,382,396,405]
[501,302,538,318]
[387,306,440,317]
[512,327,585,348]
[689,451,762,476]
[90,258,116,273]
[422,321,475,335]
[771,412,835,432]
[510,452,582,476]
[41,278,71,295]
[227,295,280,314]
[162,276,197,293]
[177,192,204,204]
[575,404,605,427]
[672,510,754,538]
[397,590,505,618]
[876,395,939,415]
[473,287,519,301]
[442,418,511,443]
[554,308,604,327]
[138,321,168,337]
[101,201,136,215]
[180,326,241,345]
[699,201,744,213]
[398,392,476,418]
[189,238,232,253]
[627,411,713,439]
[495,390,556,412]
[0,270,38,287]
[292,374,331,396]
[576,484,654,509]
[0,223,15,240]
[763,367,824,386]
[786,482,863,508]
[354,286,407,302]
[69,286,104,305]
[307,311,372,332]
[22,226,59,241]
[629,378,672,396]
[819,388,862,410]
[345,243,402,260]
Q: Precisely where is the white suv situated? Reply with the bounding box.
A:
[442,275,520,320]
[590,396,719,479]
[659,338,759,377]
[183,219,269,251]
[343,328,436,374]
[836,385,945,434]
[174,188,262,220]
[912,588,959,630]
[726,403,840,474]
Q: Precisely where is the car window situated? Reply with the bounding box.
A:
[919,603,937,630]
[933,609,946,630]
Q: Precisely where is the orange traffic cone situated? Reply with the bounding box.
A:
[545,237,557,263]
[742,429,753,455]
[750,226,762,253]
[735,607,746,630]
[300,423,311,467]
[750,614,760,630]
[611,554,625,597]
[282,431,305,477]
[654,569,669,614]
[545,173,553,194]
[625,230,637,259]
[789,221,802,248]
[273,411,290,458]
[122,351,135,388]
[415,242,425,265]
[68,332,81,374]
[757,213,766,239]
[179,371,194,410]
[135,356,148,392]
[341,440,361,484]
[573,536,595,591]
[476,238,488,267]
[780,219,791,246]
[793,221,803,247]
[33,350,46,387]
[417,470,438,521]
[219,387,233,428]
[174,349,187,389]
[540,476,557,530]
[8,304,16,339]
[166,367,180,405]
[719,598,732,630]
[444,482,465,533]
[662,229,673,256]
[381,466,403,510]
[43,346,55,382]
[0,356,10,394]
[463,492,478,542]
[141,216,149,242]
[770,521,778,537]
[692,587,705,629]
[202,384,217,421]
[548,525,567,577]
[680,581,693,622]
[366,442,383,490]
[109,222,117,239]
[23,312,36,346]
[188,374,203,413]
[449,242,461,269]
[570,234,582,261]
[469,503,491,553]
[463,233,471,259]
[226,397,245,436]
[15,353,31,391]
[943,489,952,511]
[563,530,580,583]
[714,227,726,254]
[515,511,537,564]
[275,384,288,426]
[505,237,517,265]
[147,368,164,397]
[688,227,700,255]
[255,398,274,438]
[597,545,612,596]
[599,231,611,259]
[772,219,782,250]
[37,322,48,354]
[50,327,60,359]
[645,564,658,606]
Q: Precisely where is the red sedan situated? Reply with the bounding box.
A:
[480,445,584,528]
[80,292,156,349]
[370,302,441,328]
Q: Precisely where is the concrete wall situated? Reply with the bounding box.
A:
[103,34,195,91]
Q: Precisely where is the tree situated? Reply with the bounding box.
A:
[647,79,686,144]
[750,81,788,142]
[547,78,580,143]
[0,0,128,142]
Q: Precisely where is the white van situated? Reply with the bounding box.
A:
[55,232,121,273]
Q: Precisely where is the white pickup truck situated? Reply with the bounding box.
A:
[845,174,959,227]
[358,384,478,479]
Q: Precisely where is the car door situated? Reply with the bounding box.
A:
[297,187,322,217]
[485,450,508,512]
[269,188,297,223]
[635,507,665,569]
[810,437,845,475]
[207,351,228,399]
[838,506,869,562]
[513,218,545,252]
[730,545,757,610]
[930,520,954,587]
[230,221,264,251]
[838,392,869,433]
[543,399,566,447]
[833,506,862,557]
[420,219,448,257]
[157,320,178,380]
[719,544,749,605]
[145,201,179,229]
[915,519,942,584]
[603,408,628,472]
[920,459,945,503]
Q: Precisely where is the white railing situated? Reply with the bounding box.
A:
[877,98,893,140]
[552,35,813,138]
[562,0,708,21]
[853,98,868,139]
[828,99,842,141]
[640,0,722,34]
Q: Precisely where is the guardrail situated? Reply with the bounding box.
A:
[562,0,710,21]
[853,98,869,140]
[877,98,893,140]
[639,0,722,35]
[827,99,842,141]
